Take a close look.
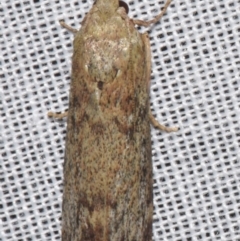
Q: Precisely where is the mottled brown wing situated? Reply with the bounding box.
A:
[61,5,152,241]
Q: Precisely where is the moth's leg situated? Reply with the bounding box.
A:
[142,33,178,132]
[48,111,68,119]
[149,112,178,132]
[59,20,78,33]
[133,0,172,27]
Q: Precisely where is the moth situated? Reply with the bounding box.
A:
[48,0,177,240]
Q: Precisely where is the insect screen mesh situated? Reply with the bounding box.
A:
[1,0,240,240]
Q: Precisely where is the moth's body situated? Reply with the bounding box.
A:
[62,1,152,240]
[48,0,176,240]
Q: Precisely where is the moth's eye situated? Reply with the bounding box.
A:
[119,1,129,14]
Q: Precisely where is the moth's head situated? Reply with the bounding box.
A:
[94,0,118,12]
[93,0,129,15]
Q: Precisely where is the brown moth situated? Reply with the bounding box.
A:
[48,0,177,240]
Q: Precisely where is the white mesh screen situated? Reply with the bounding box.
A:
[1,0,240,240]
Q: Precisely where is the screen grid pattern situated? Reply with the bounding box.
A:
[1,0,240,240]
